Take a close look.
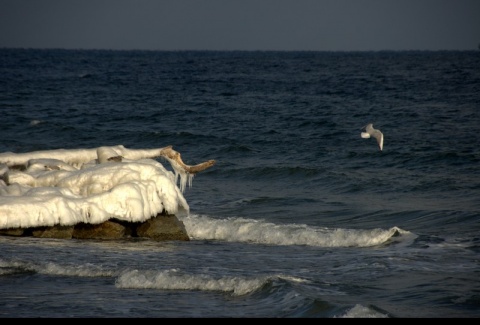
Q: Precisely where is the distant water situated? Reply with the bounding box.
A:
[1,49,479,318]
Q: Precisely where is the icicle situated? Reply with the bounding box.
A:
[164,156,189,193]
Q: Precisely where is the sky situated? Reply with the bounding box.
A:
[0,0,479,51]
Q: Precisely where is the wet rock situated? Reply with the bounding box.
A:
[32,225,74,239]
[72,220,126,240]
[136,214,190,241]
[0,228,24,236]
[0,213,190,242]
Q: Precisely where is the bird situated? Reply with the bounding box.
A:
[361,123,383,151]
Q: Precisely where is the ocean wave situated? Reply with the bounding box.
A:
[335,304,389,318]
[0,259,116,278]
[115,268,278,296]
[180,214,413,247]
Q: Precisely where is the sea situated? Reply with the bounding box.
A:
[0,48,479,318]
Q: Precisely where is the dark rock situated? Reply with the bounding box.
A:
[0,228,24,236]
[136,214,190,241]
[72,220,126,239]
[32,225,74,239]
[0,213,190,242]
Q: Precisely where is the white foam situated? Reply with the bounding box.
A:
[115,268,271,296]
[180,214,411,247]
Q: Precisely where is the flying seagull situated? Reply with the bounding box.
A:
[361,123,383,151]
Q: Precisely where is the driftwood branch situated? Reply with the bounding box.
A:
[0,145,216,175]
[159,146,216,174]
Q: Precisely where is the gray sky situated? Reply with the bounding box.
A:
[1,0,479,51]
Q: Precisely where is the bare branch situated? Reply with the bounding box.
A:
[159,146,216,174]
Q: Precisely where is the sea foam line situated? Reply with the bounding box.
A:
[115,268,307,296]
[180,214,412,247]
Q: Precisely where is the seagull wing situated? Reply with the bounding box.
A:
[371,129,383,151]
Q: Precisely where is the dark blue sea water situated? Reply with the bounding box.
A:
[0,49,479,318]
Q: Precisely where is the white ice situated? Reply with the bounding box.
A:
[0,145,190,230]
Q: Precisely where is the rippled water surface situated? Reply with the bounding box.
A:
[0,49,479,317]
